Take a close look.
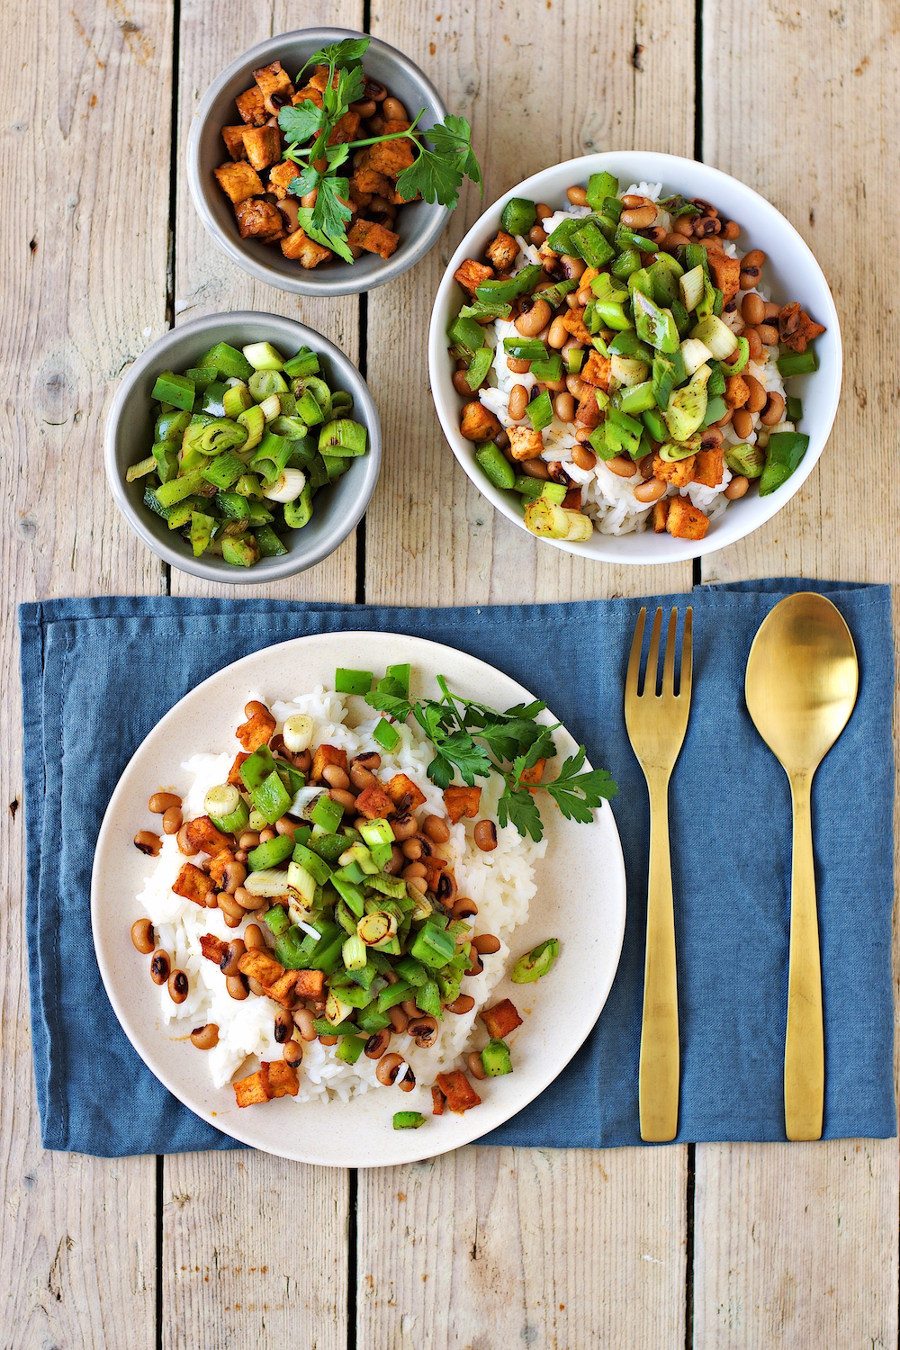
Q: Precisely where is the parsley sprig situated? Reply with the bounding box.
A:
[277,37,482,262]
[367,674,617,842]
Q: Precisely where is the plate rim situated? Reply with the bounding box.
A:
[91,630,627,1165]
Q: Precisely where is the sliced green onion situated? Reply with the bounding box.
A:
[777,348,819,378]
[511,938,560,983]
[283,347,320,379]
[526,391,554,432]
[242,341,284,372]
[342,935,367,971]
[126,455,157,483]
[393,1111,425,1130]
[759,432,809,496]
[481,1039,513,1076]
[247,833,294,872]
[475,442,516,491]
[336,1035,366,1065]
[151,370,195,411]
[318,418,367,458]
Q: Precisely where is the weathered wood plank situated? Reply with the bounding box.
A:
[0,0,172,1344]
[696,2,899,1345]
[360,3,695,1345]
[162,4,361,1346]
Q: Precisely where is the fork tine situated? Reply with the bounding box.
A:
[645,607,663,697]
[681,606,693,696]
[662,607,678,693]
[626,607,647,693]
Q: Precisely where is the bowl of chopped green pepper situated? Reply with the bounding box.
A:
[187,29,481,297]
[105,311,381,582]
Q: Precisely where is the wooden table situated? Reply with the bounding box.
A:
[3,1,897,1345]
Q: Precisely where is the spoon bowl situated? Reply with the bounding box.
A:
[745,592,859,1141]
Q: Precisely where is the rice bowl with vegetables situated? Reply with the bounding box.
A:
[431,152,839,560]
[127,663,616,1127]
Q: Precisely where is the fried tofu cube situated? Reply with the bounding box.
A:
[266,1060,300,1098]
[779,302,825,352]
[172,862,214,907]
[184,816,233,856]
[651,452,697,487]
[454,258,494,297]
[228,752,249,787]
[485,230,519,273]
[563,487,582,510]
[346,218,400,261]
[221,125,248,160]
[381,119,412,135]
[292,84,324,109]
[431,1085,446,1116]
[355,784,397,820]
[561,308,593,344]
[294,969,326,1000]
[507,426,545,461]
[575,393,601,429]
[238,949,285,988]
[235,85,267,127]
[265,971,300,1007]
[518,758,546,787]
[234,197,284,241]
[435,1070,482,1114]
[692,449,725,488]
[352,167,393,199]
[199,933,229,965]
[241,125,282,172]
[386,773,427,812]
[327,110,362,146]
[234,1067,271,1107]
[708,252,741,304]
[214,160,264,205]
[666,496,710,541]
[724,374,749,409]
[311,744,349,783]
[281,229,332,267]
[253,60,293,102]
[443,786,482,824]
[480,998,523,1040]
[307,64,332,92]
[358,138,415,179]
[580,351,612,389]
[236,702,276,751]
[460,401,502,443]
[652,498,670,533]
[267,159,299,199]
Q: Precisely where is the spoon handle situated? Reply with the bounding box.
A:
[639,773,680,1142]
[784,774,824,1140]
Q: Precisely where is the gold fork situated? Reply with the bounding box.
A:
[624,606,694,1143]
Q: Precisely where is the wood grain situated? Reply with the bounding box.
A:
[360,3,694,1345]
[161,4,361,1346]
[0,0,173,1343]
[696,2,900,1345]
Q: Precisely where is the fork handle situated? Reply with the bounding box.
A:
[784,773,824,1141]
[639,773,680,1142]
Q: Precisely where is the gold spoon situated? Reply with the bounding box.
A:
[745,592,858,1140]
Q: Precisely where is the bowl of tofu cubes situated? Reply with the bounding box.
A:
[187,28,451,297]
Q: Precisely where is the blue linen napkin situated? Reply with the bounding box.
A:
[19,583,896,1156]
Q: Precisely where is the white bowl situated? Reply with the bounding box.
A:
[428,151,842,565]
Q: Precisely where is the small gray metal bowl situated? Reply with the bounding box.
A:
[105,311,381,584]
[187,28,450,297]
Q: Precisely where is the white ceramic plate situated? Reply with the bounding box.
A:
[91,632,626,1166]
[429,151,842,565]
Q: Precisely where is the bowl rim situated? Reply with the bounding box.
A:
[104,309,382,583]
[428,150,843,565]
[186,26,451,298]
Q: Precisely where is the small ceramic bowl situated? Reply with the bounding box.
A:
[105,311,381,584]
[187,28,450,297]
[428,151,842,565]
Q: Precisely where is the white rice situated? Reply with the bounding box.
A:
[136,688,545,1107]
[478,184,791,536]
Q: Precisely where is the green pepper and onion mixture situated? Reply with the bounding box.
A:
[127,340,368,567]
[448,173,825,545]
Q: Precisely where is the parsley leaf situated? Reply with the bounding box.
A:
[311,175,353,242]
[294,207,355,265]
[278,100,324,145]
[287,162,321,197]
[395,115,480,210]
[546,748,618,824]
[367,688,413,722]
[497,785,544,842]
[299,37,371,78]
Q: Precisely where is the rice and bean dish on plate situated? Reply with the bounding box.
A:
[446,172,825,545]
[129,665,615,1130]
